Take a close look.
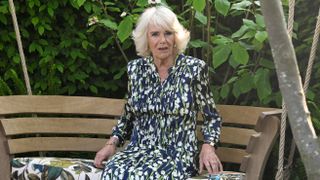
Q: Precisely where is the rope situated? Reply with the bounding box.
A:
[287,0,295,37]
[303,8,320,92]
[276,104,287,180]
[284,7,320,180]
[8,0,32,95]
[276,0,295,179]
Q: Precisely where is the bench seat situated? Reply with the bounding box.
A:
[0,95,281,180]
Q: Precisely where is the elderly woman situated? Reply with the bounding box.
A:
[94,5,222,179]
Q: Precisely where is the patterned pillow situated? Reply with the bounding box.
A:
[11,157,104,180]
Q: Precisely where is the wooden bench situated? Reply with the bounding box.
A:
[0,95,281,180]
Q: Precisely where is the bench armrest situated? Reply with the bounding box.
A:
[240,109,281,180]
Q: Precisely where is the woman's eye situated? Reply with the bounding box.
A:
[151,32,159,37]
[165,31,173,36]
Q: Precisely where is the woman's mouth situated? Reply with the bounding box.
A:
[158,47,168,51]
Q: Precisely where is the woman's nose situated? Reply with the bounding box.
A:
[159,33,166,43]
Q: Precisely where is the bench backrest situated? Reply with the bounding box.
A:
[0,95,280,180]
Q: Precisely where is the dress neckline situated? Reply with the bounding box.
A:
[147,54,183,85]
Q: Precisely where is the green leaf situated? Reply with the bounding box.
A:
[239,30,256,40]
[306,90,315,101]
[117,16,133,42]
[243,19,257,30]
[7,46,15,58]
[84,2,92,13]
[82,40,89,49]
[0,5,8,14]
[56,64,64,73]
[193,0,206,12]
[189,39,207,48]
[211,35,233,45]
[238,72,254,93]
[231,0,252,11]
[34,0,40,7]
[99,36,114,51]
[212,45,231,68]
[77,0,86,7]
[195,11,207,25]
[254,68,272,101]
[255,14,265,28]
[108,7,121,12]
[232,82,241,98]
[220,84,230,98]
[231,43,249,65]
[100,19,117,30]
[43,24,52,31]
[104,2,115,6]
[255,31,268,43]
[13,55,20,64]
[215,0,230,16]
[232,25,248,38]
[259,58,275,69]
[28,1,35,8]
[39,4,47,12]
[113,67,126,80]
[38,26,45,35]
[0,77,12,95]
[227,76,238,84]
[0,15,7,25]
[48,7,54,17]
[29,43,36,53]
[186,0,193,5]
[5,69,26,94]
[89,85,98,94]
[137,0,148,7]
[31,17,39,26]
[60,40,72,48]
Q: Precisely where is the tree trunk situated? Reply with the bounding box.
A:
[260,0,320,179]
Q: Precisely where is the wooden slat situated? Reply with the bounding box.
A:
[197,105,277,126]
[218,105,277,126]
[1,118,117,136]
[220,127,256,145]
[197,126,256,146]
[0,95,126,116]
[216,147,247,164]
[8,137,107,154]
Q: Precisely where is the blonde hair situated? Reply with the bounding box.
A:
[132,6,190,57]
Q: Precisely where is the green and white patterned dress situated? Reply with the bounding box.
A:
[102,54,221,180]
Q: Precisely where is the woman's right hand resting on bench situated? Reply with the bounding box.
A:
[94,136,118,168]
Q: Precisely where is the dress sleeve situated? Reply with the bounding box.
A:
[194,63,222,146]
[112,68,135,146]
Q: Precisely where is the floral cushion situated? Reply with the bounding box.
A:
[188,171,246,180]
[11,157,104,180]
[11,157,246,180]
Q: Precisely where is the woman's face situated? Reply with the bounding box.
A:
[147,24,176,61]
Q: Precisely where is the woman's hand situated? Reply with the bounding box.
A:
[199,143,223,174]
[94,137,118,168]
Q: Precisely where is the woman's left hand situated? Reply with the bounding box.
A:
[199,143,223,174]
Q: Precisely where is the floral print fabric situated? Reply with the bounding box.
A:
[103,54,222,180]
[11,157,103,180]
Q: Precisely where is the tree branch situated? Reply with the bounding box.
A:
[260,0,320,179]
